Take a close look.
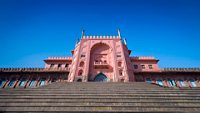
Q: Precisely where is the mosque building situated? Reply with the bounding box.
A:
[0,30,200,88]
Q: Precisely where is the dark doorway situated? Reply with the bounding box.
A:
[94,73,109,82]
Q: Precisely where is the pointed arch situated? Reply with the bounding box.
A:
[91,42,111,51]
[94,73,109,82]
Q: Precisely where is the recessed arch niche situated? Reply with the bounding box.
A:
[89,42,113,81]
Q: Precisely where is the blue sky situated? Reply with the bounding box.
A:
[0,0,200,68]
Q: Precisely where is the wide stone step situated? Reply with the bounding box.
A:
[2,91,200,94]
[1,88,200,91]
[1,99,199,103]
[0,97,200,102]
[0,102,200,107]
[0,91,200,96]
[2,88,200,91]
[39,82,162,88]
[0,94,200,98]
[0,106,199,112]
[1,82,200,112]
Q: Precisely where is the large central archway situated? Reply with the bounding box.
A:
[88,42,113,81]
[94,73,109,82]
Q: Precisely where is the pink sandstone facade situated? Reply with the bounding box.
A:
[44,30,159,82]
[0,30,200,88]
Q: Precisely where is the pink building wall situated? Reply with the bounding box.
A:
[44,30,161,82]
[67,35,133,82]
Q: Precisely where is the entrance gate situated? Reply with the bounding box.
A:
[94,73,109,82]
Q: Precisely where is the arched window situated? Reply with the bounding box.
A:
[134,65,138,69]
[40,79,46,86]
[19,79,26,87]
[50,64,54,68]
[179,79,186,87]
[99,60,103,64]
[118,62,122,67]
[157,79,163,86]
[79,61,84,67]
[189,79,197,87]
[29,78,36,87]
[78,70,83,76]
[8,78,16,87]
[121,79,125,82]
[94,73,109,82]
[77,79,82,82]
[167,79,176,87]
[51,78,57,82]
[141,65,145,69]
[65,64,69,68]
[119,70,123,76]
[148,65,153,69]
[58,64,62,68]
[146,78,151,84]
[0,78,6,88]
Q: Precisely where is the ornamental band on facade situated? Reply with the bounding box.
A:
[0,29,200,88]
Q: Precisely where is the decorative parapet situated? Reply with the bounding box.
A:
[130,56,157,60]
[82,35,120,39]
[161,68,200,72]
[47,57,72,60]
[0,68,70,72]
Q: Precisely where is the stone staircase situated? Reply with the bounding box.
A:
[0,82,200,113]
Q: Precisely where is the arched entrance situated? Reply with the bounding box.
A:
[88,42,113,82]
[94,73,109,82]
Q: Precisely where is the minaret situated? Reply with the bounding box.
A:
[81,29,85,38]
[118,28,127,46]
[118,28,127,45]
[123,38,127,46]
[75,36,80,47]
[75,29,84,47]
[118,28,121,39]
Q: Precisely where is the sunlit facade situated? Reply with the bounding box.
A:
[0,30,200,88]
